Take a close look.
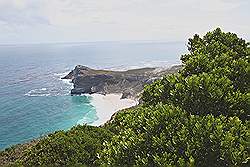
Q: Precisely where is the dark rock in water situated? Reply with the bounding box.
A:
[61,71,73,79]
[71,88,87,95]
[121,91,133,99]
[63,65,182,98]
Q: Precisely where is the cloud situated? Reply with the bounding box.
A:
[0,0,249,44]
[0,0,49,27]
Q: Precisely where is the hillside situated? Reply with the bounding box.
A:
[62,65,182,98]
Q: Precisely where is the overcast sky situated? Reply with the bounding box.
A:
[0,0,249,44]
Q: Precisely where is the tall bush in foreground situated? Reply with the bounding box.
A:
[181,28,249,93]
[142,73,249,120]
[100,105,249,166]
[142,28,250,120]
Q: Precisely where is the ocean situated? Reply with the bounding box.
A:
[0,41,186,150]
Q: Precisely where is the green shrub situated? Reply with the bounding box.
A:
[181,28,249,92]
[100,105,249,167]
[142,28,250,120]
[101,28,250,166]
[142,73,249,120]
[18,125,113,167]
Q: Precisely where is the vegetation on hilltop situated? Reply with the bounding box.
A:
[1,28,249,167]
[20,125,113,167]
[142,28,249,120]
[1,125,113,167]
[101,105,249,166]
[101,29,249,166]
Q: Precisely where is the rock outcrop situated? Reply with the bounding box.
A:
[62,65,182,99]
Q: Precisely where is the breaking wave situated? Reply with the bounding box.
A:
[25,88,51,97]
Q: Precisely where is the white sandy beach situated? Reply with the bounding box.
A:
[89,93,138,126]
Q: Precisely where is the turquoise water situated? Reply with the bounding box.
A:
[0,41,186,150]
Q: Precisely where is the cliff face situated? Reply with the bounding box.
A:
[62,65,182,99]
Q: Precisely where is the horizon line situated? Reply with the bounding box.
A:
[0,40,186,46]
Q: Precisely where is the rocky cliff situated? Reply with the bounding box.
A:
[62,65,182,99]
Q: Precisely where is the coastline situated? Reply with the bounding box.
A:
[0,65,180,151]
[62,64,181,127]
[89,93,138,126]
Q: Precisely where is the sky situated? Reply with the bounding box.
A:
[0,0,249,44]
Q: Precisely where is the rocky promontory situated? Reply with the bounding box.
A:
[62,65,182,99]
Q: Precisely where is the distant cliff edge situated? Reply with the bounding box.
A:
[62,65,182,99]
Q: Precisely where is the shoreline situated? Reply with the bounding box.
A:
[0,64,181,151]
[88,93,138,126]
[62,64,181,127]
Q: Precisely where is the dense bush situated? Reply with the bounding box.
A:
[100,105,249,166]
[142,73,249,120]
[181,28,249,93]
[142,28,250,120]
[128,28,250,166]
[18,125,113,167]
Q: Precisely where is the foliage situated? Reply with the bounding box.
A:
[17,125,113,167]
[100,104,249,167]
[142,28,250,120]
[0,140,37,167]
[126,28,250,166]
[181,28,250,93]
[142,73,249,120]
